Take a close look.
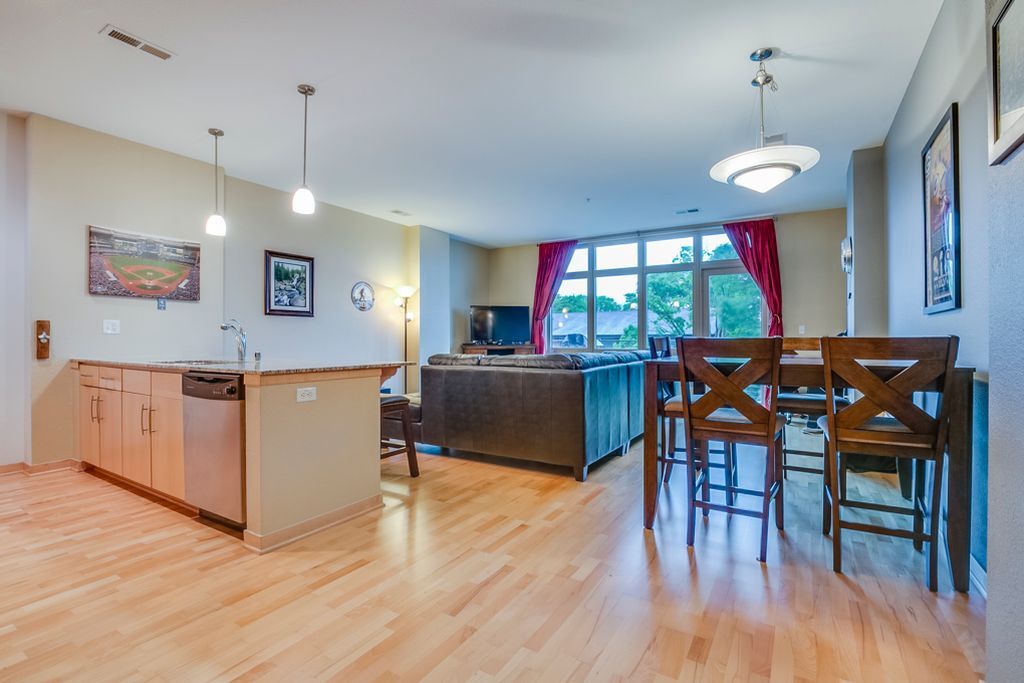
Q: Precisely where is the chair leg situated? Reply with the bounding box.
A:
[686,439,698,547]
[829,446,843,573]
[402,407,419,477]
[758,440,774,563]
[782,425,789,480]
[822,446,832,536]
[723,441,735,506]
[701,443,711,517]
[839,452,848,503]
[665,418,676,484]
[927,456,944,592]
[774,433,784,531]
[913,458,926,552]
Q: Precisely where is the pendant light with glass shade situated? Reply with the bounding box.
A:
[710,48,819,194]
[292,83,317,214]
[205,128,227,236]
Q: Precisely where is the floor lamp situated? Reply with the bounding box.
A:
[395,285,417,394]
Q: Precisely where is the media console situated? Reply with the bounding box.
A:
[460,343,537,356]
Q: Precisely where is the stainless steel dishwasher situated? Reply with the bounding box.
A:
[183,372,245,527]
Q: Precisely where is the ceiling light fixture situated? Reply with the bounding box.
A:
[710,48,819,194]
[205,128,226,236]
[292,83,316,215]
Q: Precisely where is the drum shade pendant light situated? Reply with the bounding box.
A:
[710,48,819,194]
[292,84,316,214]
[205,128,227,236]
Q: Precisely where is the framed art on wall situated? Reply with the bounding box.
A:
[88,226,201,301]
[988,0,1024,164]
[265,250,314,317]
[921,103,961,315]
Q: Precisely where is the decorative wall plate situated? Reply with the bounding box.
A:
[351,281,375,311]
[840,236,853,274]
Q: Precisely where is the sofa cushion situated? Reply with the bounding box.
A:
[428,353,482,366]
[478,354,576,369]
[429,351,650,371]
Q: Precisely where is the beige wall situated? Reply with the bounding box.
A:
[487,244,538,307]
[27,115,226,464]
[23,115,425,463]
[222,176,407,393]
[481,213,847,341]
[1,114,30,465]
[776,208,847,337]
[449,238,490,348]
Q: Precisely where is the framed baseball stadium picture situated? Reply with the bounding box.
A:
[88,226,201,301]
[921,104,961,315]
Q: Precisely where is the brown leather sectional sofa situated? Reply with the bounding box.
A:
[383,351,649,480]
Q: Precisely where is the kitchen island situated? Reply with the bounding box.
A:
[71,358,409,553]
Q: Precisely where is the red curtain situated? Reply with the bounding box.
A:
[531,240,579,353]
[723,218,783,337]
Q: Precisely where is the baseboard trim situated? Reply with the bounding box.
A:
[970,556,987,598]
[242,494,384,554]
[0,459,84,477]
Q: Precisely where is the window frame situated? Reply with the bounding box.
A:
[547,226,768,352]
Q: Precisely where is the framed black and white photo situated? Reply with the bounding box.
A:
[922,104,961,315]
[265,250,314,317]
[988,0,1024,164]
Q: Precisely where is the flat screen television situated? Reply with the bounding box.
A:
[470,305,531,345]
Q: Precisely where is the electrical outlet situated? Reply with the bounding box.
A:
[103,319,121,335]
[798,324,806,335]
[296,386,317,403]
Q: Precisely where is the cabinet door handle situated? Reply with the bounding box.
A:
[89,395,97,423]
[148,407,157,435]
[96,397,103,422]
[141,404,149,435]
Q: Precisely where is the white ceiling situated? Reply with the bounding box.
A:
[0,0,941,247]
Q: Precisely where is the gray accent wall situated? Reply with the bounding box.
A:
[987,137,1024,683]
[846,147,888,336]
[881,0,989,575]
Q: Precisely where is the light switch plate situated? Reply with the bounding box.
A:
[296,386,317,403]
[798,324,806,335]
[103,319,121,335]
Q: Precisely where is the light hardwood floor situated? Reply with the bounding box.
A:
[0,429,984,682]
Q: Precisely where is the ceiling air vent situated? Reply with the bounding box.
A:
[99,24,175,61]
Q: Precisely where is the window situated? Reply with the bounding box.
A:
[596,274,638,349]
[547,228,765,351]
[550,276,588,349]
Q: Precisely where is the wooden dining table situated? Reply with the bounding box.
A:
[642,355,976,593]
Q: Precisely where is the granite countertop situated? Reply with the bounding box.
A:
[72,358,411,376]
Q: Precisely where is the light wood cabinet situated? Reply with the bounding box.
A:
[78,385,100,466]
[121,392,152,486]
[76,364,185,501]
[150,395,184,499]
[97,388,123,475]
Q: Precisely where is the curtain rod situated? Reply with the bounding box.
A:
[538,214,777,246]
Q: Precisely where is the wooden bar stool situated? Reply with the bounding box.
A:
[650,336,736,499]
[819,335,959,591]
[777,337,850,477]
[380,395,419,477]
[667,336,785,562]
